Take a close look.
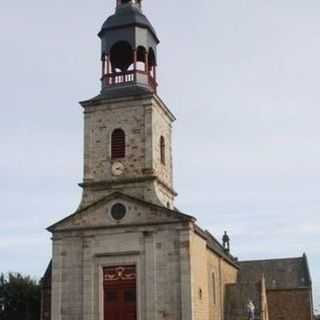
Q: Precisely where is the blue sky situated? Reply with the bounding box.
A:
[1,0,319,310]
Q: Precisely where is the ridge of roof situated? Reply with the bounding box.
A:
[240,256,304,264]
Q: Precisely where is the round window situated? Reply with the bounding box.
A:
[111,203,127,221]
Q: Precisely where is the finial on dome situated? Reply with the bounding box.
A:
[117,0,142,8]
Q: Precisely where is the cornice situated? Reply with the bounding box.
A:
[79,92,176,122]
[79,176,178,196]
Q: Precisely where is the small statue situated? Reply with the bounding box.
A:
[222,231,230,252]
[247,300,255,320]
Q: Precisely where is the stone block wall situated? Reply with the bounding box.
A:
[83,99,146,183]
[152,101,173,188]
[207,249,222,320]
[224,282,262,320]
[189,231,238,320]
[190,232,210,320]
[267,288,313,320]
[81,95,175,208]
[51,221,193,320]
[51,236,84,320]
[220,260,238,320]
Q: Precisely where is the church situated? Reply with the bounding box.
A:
[40,1,314,320]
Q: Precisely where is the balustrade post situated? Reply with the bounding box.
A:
[145,50,149,73]
[153,65,157,81]
[133,48,137,82]
[106,54,111,84]
[152,65,157,91]
[101,55,106,79]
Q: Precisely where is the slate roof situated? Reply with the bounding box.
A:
[99,5,159,42]
[84,85,153,103]
[238,255,312,289]
[225,254,312,320]
[40,260,52,288]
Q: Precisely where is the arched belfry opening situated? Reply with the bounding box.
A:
[110,41,133,72]
[137,46,147,71]
[99,0,159,93]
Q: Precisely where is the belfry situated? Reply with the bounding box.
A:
[99,0,158,94]
[41,2,314,320]
[77,0,176,212]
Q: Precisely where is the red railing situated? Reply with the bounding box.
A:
[105,70,135,85]
[103,70,157,92]
[148,76,157,92]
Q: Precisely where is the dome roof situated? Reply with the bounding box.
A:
[99,5,159,43]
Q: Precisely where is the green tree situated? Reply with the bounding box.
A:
[0,273,40,320]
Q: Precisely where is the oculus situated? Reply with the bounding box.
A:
[111,203,127,220]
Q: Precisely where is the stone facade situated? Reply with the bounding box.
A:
[80,94,176,210]
[188,229,238,320]
[41,2,315,320]
[47,190,239,320]
[41,89,315,320]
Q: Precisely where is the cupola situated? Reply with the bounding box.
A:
[98,0,159,94]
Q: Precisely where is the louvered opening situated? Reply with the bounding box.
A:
[112,129,126,159]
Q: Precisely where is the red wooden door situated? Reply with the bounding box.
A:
[103,266,137,320]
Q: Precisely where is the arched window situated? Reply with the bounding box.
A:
[160,136,165,165]
[212,273,216,304]
[111,129,126,159]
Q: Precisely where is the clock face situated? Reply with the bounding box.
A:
[112,162,124,176]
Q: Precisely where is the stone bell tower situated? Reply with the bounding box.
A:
[44,4,242,320]
[80,0,177,209]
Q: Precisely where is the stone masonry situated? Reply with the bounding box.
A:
[48,188,239,320]
[41,2,315,320]
[79,94,176,210]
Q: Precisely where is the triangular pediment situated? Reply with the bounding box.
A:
[47,192,195,232]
